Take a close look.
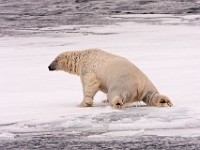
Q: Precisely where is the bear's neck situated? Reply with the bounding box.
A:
[63,51,82,75]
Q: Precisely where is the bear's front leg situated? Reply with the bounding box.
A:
[79,74,100,107]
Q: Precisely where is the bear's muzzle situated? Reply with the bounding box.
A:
[48,61,57,71]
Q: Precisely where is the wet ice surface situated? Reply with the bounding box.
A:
[1,1,200,148]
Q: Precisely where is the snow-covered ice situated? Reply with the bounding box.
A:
[1,15,200,138]
[0,133,15,140]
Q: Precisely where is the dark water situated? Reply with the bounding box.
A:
[0,131,200,150]
[1,0,200,36]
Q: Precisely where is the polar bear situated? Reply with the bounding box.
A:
[48,49,173,109]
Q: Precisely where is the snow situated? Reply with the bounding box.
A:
[1,15,200,137]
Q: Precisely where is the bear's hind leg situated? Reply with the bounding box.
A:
[111,95,124,109]
[153,94,173,107]
[144,93,173,107]
[79,74,100,107]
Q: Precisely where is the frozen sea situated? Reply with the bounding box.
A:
[1,1,200,149]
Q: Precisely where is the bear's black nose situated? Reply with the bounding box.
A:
[48,65,55,71]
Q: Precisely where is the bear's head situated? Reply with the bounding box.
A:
[48,53,66,71]
[48,51,80,75]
